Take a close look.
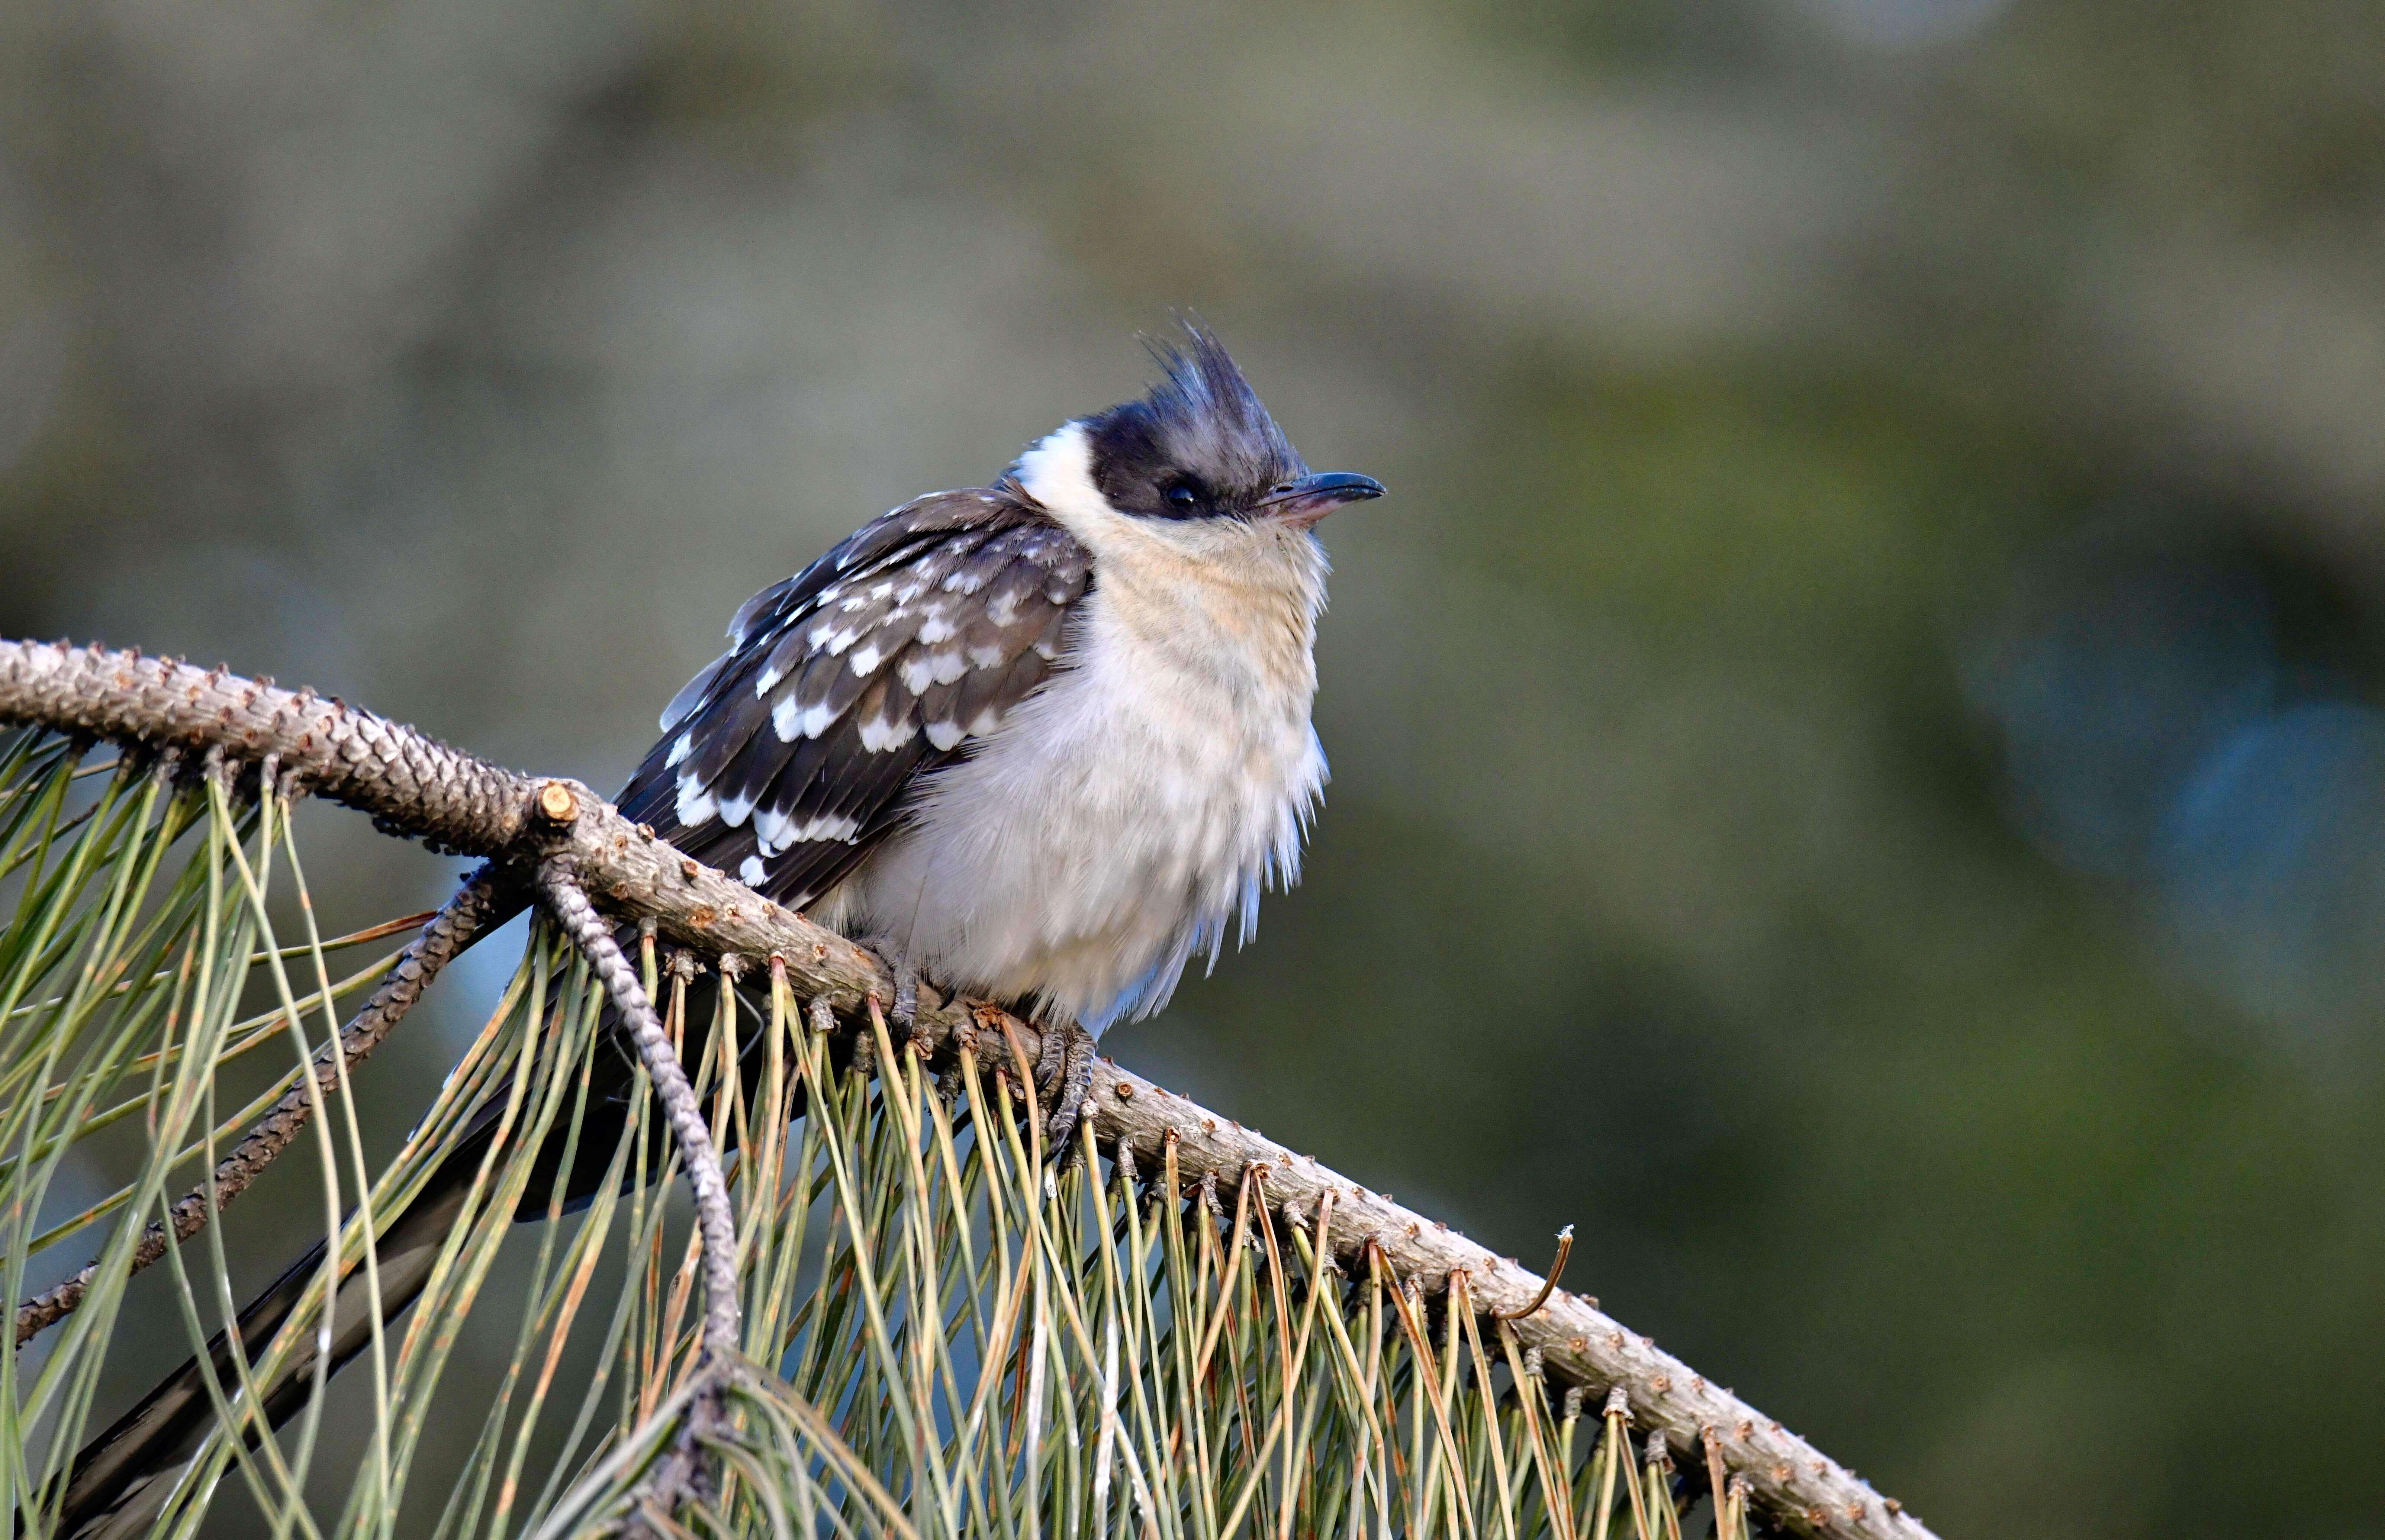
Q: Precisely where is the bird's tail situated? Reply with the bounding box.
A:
[54,1120,496,1540]
[53,934,789,1540]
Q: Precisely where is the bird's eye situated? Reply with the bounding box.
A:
[1164,481,1201,512]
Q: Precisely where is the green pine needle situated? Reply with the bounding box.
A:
[0,729,1747,1540]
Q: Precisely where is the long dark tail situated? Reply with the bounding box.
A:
[55,962,794,1540]
[57,1128,495,1539]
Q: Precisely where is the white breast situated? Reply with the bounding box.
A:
[819,422,1331,1032]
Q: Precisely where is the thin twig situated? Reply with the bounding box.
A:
[1493,1224,1573,1321]
[12,867,518,1346]
[0,637,1932,1540]
[533,859,740,1360]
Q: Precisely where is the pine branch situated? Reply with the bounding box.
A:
[0,637,1937,1540]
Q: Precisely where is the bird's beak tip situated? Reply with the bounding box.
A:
[1265,471,1385,526]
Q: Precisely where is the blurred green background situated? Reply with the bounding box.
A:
[6,0,2384,1533]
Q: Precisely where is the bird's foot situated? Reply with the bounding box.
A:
[856,934,921,1050]
[1033,1011,1068,1092]
[1035,1019,1097,1164]
[889,958,919,1044]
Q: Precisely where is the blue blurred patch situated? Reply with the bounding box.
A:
[1972,520,2385,1066]
[1969,536,2278,877]
[2163,703,2385,1035]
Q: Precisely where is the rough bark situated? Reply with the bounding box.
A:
[0,638,1937,1540]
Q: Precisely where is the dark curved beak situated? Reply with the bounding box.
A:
[1259,471,1385,527]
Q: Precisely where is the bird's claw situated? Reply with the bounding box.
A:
[1036,1021,1097,1164]
[1033,1014,1066,1088]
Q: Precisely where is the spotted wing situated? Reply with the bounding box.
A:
[618,487,1090,909]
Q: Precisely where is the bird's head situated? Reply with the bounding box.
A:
[1011,323,1384,532]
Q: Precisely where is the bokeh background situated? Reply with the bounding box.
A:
[6,0,2384,1533]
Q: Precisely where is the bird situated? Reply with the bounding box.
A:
[57,320,1381,1537]
[619,319,1382,1138]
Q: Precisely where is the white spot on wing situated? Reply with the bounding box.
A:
[771,696,838,742]
[676,776,718,828]
[664,732,693,768]
[755,666,782,695]
[740,856,767,885]
[925,719,965,751]
[859,715,918,751]
[849,643,883,675]
[755,806,862,852]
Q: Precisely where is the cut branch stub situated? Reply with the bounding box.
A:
[536,780,580,823]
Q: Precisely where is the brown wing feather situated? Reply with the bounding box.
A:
[618,489,1092,911]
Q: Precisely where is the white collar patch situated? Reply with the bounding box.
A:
[1013,422,1119,533]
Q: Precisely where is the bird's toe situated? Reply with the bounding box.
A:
[1042,1022,1097,1163]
